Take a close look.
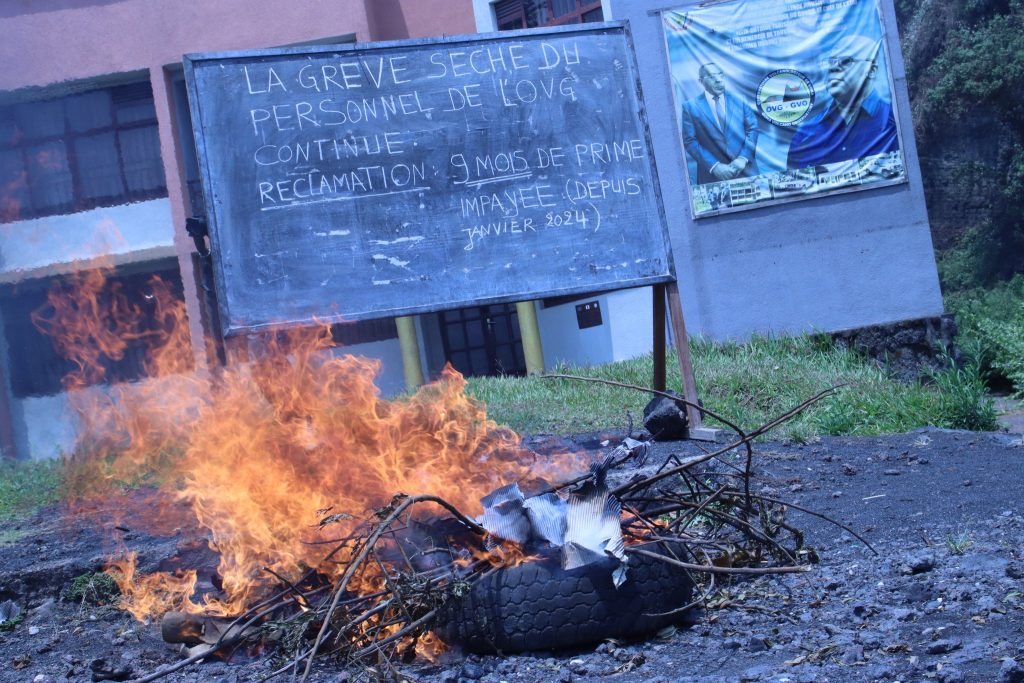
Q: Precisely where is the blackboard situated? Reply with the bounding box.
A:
[184,23,674,336]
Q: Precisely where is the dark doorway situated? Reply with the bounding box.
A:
[439,304,527,377]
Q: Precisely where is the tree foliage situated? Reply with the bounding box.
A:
[898,0,1024,288]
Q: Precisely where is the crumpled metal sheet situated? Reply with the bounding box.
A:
[562,456,628,586]
[477,448,634,587]
[523,493,567,546]
[478,483,531,545]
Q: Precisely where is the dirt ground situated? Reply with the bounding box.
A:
[1,426,1022,683]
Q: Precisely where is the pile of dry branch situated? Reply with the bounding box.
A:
[135,383,865,683]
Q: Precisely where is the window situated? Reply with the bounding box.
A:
[494,0,603,29]
[330,318,398,346]
[0,260,189,398]
[0,82,167,223]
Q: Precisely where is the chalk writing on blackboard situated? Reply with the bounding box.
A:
[185,24,673,335]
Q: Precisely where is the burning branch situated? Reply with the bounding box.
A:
[122,383,862,682]
[40,267,862,679]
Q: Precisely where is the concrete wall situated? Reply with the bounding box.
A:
[0,199,176,281]
[537,298,614,368]
[0,1,374,91]
[372,0,477,41]
[535,288,655,368]
[473,0,500,32]
[606,0,944,340]
[606,289,657,361]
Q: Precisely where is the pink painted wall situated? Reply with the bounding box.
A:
[368,0,477,41]
[0,0,374,91]
[0,0,477,390]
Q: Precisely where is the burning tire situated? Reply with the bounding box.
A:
[437,544,694,653]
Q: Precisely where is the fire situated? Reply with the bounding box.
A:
[106,552,199,622]
[470,539,542,569]
[1,170,27,223]
[39,258,560,622]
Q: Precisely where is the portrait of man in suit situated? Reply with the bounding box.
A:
[786,35,899,170]
[680,62,760,185]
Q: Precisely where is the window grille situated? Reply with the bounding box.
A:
[493,0,603,30]
[0,82,167,223]
[0,260,189,397]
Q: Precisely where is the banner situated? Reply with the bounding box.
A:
[663,0,906,217]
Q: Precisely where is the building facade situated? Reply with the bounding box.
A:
[0,1,465,459]
[1,0,943,460]
[2,0,639,460]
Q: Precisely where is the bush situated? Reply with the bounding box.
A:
[946,275,1024,395]
[977,312,1024,396]
[65,572,120,606]
[927,341,999,430]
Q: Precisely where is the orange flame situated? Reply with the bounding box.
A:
[106,552,199,622]
[1,170,28,224]
[470,539,542,569]
[40,259,572,621]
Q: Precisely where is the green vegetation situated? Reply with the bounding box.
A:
[900,0,1024,290]
[946,275,1024,396]
[64,571,120,606]
[889,0,1024,400]
[466,335,997,440]
[945,529,974,556]
[0,611,24,632]
[0,459,63,522]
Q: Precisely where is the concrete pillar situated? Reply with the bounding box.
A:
[396,315,424,390]
[515,301,545,375]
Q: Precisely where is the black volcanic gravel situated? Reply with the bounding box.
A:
[1,428,1022,683]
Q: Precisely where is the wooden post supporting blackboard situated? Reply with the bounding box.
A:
[666,282,719,441]
[652,284,667,392]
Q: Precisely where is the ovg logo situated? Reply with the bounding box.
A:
[756,70,815,127]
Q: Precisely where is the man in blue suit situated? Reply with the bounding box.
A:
[681,62,759,185]
[787,36,898,169]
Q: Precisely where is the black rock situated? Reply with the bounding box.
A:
[841,644,865,663]
[926,639,962,654]
[642,392,688,441]
[902,551,938,575]
[744,636,769,653]
[459,662,485,680]
[1000,658,1024,683]
[568,658,588,675]
[88,658,132,682]
[938,667,967,683]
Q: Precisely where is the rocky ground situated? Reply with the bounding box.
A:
[1,427,1023,683]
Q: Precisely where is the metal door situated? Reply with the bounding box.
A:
[439,304,527,377]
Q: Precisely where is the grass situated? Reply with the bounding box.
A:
[466,334,997,440]
[0,333,999,520]
[945,275,1024,397]
[945,529,974,556]
[0,459,63,523]
[64,571,120,606]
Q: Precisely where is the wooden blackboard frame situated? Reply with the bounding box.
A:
[184,22,676,337]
